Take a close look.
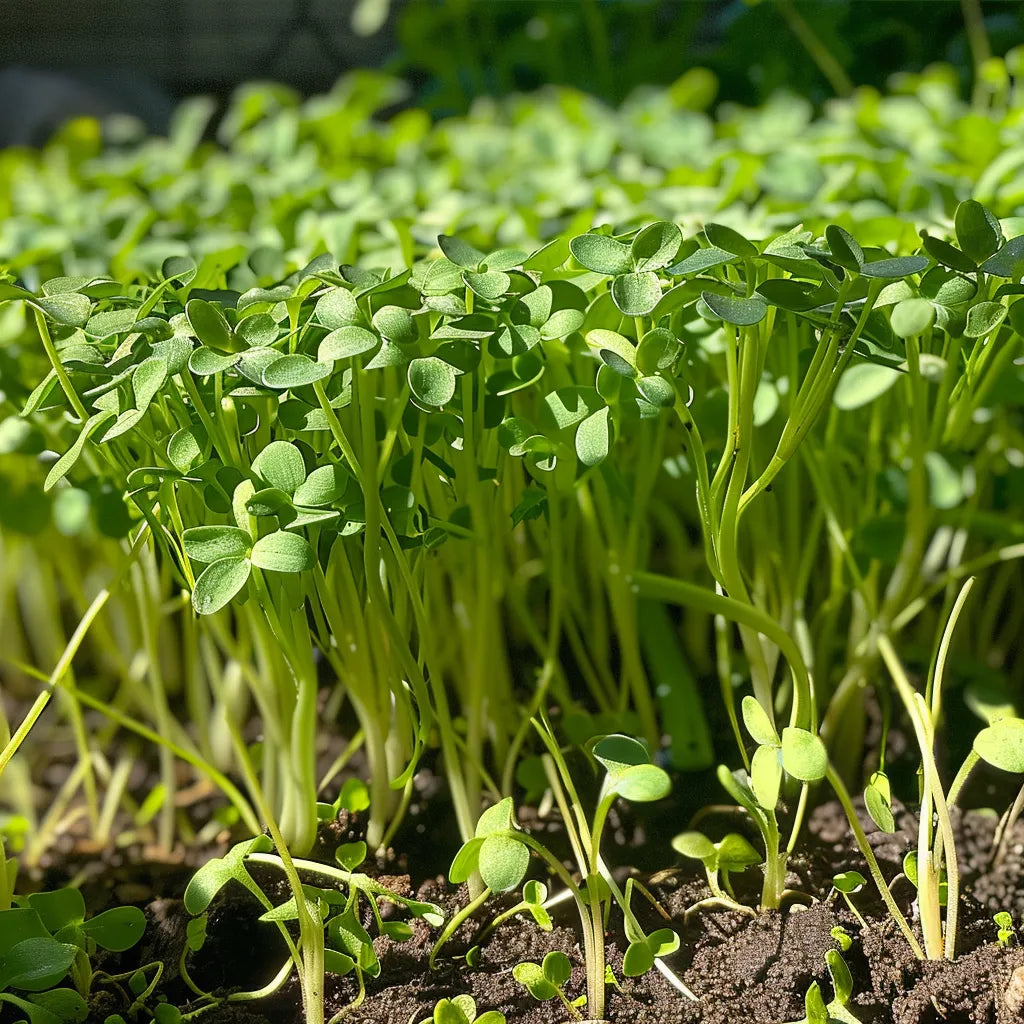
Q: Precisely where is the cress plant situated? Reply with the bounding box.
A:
[436,723,690,1021]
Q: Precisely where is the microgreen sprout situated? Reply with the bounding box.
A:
[995,911,1016,948]
[181,835,443,1023]
[436,722,693,1020]
[829,872,869,930]
[513,951,586,1020]
[415,994,506,1024]
[0,888,148,1024]
[784,950,863,1024]
[671,831,760,919]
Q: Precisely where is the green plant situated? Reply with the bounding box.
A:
[670,831,760,918]
[828,872,868,930]
[0,887,148,1024]
[436,723,691,1021]
[995,911,1016,948]
[415,994,506,1024]
[512,950,586,1020]
[784,950,862,1024]
[180,835,443,1022]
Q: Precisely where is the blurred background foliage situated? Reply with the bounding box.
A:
[1,0,1020,146]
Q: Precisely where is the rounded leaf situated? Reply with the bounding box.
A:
[700,290,767,326]
[315,288,363,329]
[438,235,485,271]
[82,907,146,952]
[478,834,529,892]
[186,298,236,354]
[964,301,1007,338]
[513,961,557,1001]
[293,464,348,507]
[463,270,511,301]
[319,326,379,362]
[750,744,782,810]
[890,298,935,338]
[576,406,611,467]
[593,734,649,772]
[542,950,572,987]
[569,232,633,275]
[191,556,252,615]
[611,272,662,316]
[832,870,866,894]
[704,222,758,258]
[671,831,716,862]
[825,225,864,272]
[631,221,683,272]
[741,696,778,746]
[0,936,78,991]
[716,833,761,869]
[955,199,1002,264]
[622,940,655,978]
[780,727,827,781]
[449,837,484,884]
[609,763,671,802]
[183,526,252,563]
[475,796,517,837]
[408,357,457,407]
[834,362,901,410]
[636,327,682,374]
[636,374,674,408]
[262,354,332,389]
[859,256,929,280]
[250,531,315,573]
[864,772,895,833]
[974,718,1024,773]
[523,880,547,905]
[372,305,417,345]
[253,441,307,494]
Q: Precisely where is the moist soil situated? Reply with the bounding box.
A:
[16,793,1024,1024]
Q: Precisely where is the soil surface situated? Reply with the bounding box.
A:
[13,789,1024,1024]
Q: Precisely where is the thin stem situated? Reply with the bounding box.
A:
[825,764,924,959]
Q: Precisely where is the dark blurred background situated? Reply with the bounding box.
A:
[1,0,1021,146]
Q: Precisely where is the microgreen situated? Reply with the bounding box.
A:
[0,888,149,1024]
[784,950,862,1024]
[437,722,691,1020]
[416,994,506,1024]
[513,951,586,1019]
[995,911,1016,948]
[181,835,443,1022]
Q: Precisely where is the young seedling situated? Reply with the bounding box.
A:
[670,830,760,918]
[416,994,506,1024]
[995,911,1016,948]
[181,835,443,1021]
[513,950,587,1020]
[784,950,863,1024]
[435,723,693,1021]
[829,871,868,930]
[466,879,553,961]
[678,698,827,913]
[20,887,146,999]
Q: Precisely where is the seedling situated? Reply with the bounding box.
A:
[415,994,506,1024]
[513,951,586,1020]
[675,698,828,912]
[671,831,760,918]
[0,889,148,1024]
[436,723,692,1020]
[829,872,868,930]
[995,911,1016,948]
[784,950,862,1024]
[181,835,443,1022]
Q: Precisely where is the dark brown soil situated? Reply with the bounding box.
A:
[21,794,1024,1024]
